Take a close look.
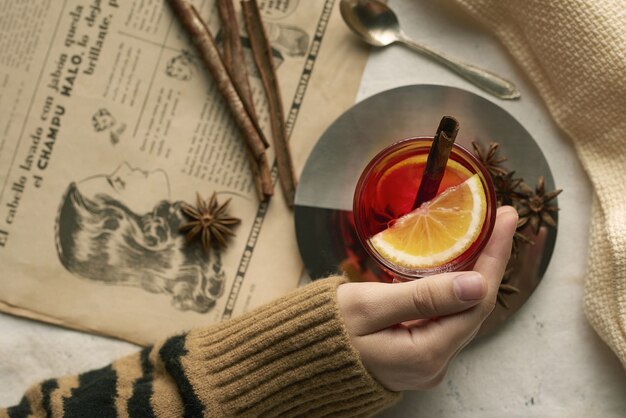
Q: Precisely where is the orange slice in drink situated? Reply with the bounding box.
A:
[370,174,487,269]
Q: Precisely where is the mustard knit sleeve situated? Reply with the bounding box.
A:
[1,277,400,417]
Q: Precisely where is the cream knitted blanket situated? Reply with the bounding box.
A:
[449,0,626,367]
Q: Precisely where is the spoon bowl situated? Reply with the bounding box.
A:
[339,0,521,100]
[340,0,400,47]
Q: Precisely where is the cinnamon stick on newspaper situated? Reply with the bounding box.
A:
[242,0,298,206]
[216,0,255,117]
[246,152,273,199]
[167,0,272,198]
[216,0,273,199]
[216,0,268,148]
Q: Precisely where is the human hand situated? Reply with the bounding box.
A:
[337,206,518,391]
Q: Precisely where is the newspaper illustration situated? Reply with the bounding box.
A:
[55,163,227,313]
[0,0,368,345]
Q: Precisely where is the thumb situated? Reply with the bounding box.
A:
[338,271,487,336]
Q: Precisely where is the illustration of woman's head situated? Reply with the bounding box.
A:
[55,164,224,313]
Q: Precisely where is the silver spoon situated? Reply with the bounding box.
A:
[340,0,521,100]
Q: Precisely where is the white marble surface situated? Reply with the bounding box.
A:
[1,0,625,415]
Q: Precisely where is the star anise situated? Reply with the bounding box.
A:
[516,176,562,235]
[470,140,561,309]
[511,229,535,259]
[180,192,241,253]
[472,141,509,177]
[493,171,523,206]
[497,283,520,309]
[497,267,520,309]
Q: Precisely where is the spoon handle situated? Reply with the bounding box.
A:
[397,33,520,100]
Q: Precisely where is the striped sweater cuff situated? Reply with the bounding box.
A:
[176,276,400,417]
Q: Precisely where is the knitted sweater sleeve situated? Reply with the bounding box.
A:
[1,277,400,417]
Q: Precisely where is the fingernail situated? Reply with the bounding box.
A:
[453,272,486,301]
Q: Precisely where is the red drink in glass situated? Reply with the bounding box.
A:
[353,137,497,279]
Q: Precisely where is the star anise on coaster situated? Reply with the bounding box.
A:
[516,176,562,235]
[180,192,241,253]
[511,229,535,259]
[497,284,520,309]
[497,267,520,309]
[493,171,523,206]
[471,141,509,177]
[471,141,562,239]
[472,139,561,310]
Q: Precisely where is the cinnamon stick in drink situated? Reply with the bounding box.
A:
[413,116,459,209]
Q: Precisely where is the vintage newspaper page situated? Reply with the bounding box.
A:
[0,0,368,345]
